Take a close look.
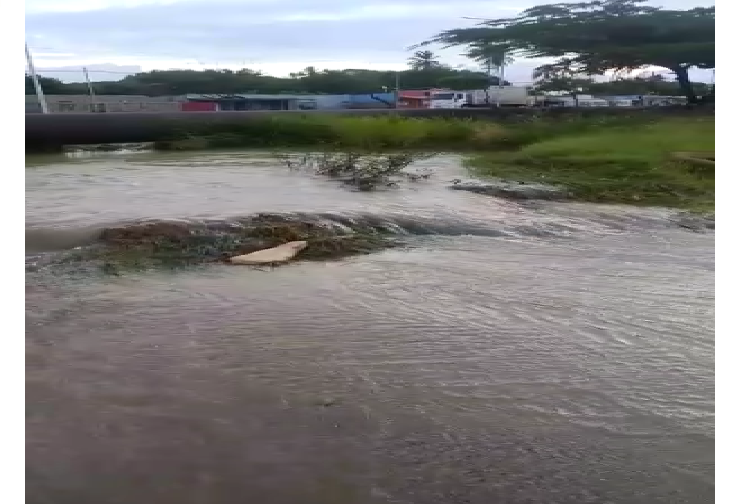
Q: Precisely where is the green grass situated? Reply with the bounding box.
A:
[466,117,715,211]
[155,115,514,151]
[154,111,704,152]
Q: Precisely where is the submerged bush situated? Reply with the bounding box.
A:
[275,151,435,190]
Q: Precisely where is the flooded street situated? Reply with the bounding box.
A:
[26,151,714,504]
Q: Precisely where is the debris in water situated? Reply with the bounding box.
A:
[448,179,570,201]
[229,241,308,265]
[274,151,437,191]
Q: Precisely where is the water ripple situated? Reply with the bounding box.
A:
[25,151,714,504]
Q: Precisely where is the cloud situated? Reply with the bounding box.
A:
[26,0,715,82]
[24,1,545,77]
[25,1,505,59]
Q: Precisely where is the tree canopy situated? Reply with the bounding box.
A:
[407,51,443,71]
[418,0,714,102]
[461,42,514,73]
[25,75,69,95]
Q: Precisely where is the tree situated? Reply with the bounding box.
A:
[462,42,514,77]
[418,0,715,103]
[407,50,443,71]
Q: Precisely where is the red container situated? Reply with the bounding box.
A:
[180,101,218,112]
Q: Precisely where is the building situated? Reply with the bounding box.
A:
[185,94,310,111]
[339,93,396,109]
[183,92,397,111]
[25,91,405,114]
[25,95,185,113]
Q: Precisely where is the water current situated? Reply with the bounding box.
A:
[26,150,714,504]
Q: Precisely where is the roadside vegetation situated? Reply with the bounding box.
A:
[153,115,510,151]
[151,109,698,152]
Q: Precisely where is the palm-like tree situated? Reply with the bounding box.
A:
[463,42,513,78]
[407,50,442,71]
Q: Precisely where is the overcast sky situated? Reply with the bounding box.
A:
[25,0,714,83]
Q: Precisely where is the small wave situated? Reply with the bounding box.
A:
[25,211,578,255]
[25,207,706,273]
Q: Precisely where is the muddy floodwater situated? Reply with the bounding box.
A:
[26,151,714,504]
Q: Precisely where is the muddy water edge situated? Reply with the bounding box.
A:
[26,150,714,504]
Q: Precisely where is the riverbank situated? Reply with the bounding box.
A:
[153,115,510,151]
[150,111,703,152]
[466,117,714,211]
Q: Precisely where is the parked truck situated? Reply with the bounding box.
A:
[542,94,611,108]
[429,86,533,109]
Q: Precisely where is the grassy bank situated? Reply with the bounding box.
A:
[155,115,504,151]
[466,117,714,211]
[152,112,678,152]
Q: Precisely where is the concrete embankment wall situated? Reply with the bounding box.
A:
[25,106,712,151]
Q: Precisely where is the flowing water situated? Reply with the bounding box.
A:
[26,151,714,504]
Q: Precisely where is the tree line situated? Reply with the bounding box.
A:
[27,1,713,101]
[25,64,710,99]
[26,66,504,97]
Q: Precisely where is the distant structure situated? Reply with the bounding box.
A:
[183,93,397,111]
[25,91,690,114]
[397,89,445,108]
[25,92,406,113]
[25,95,185,113]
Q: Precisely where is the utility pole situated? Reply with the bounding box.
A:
[485,57,492,106]
[394,72,400,108]
[83,67,98,111]
[496,63,506,108]
[25,43,48,114]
